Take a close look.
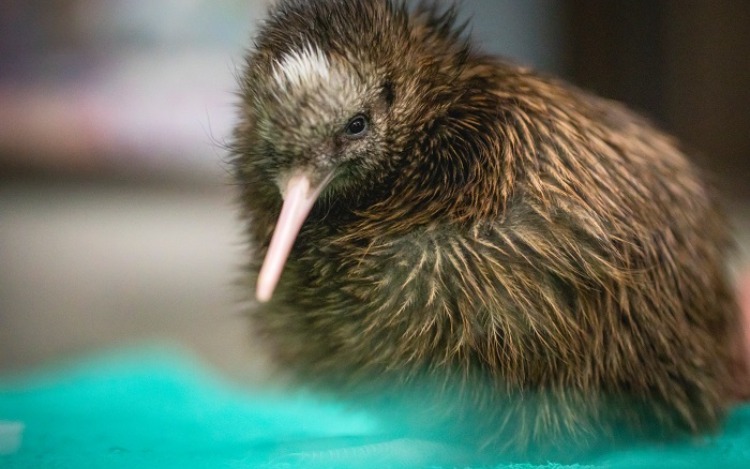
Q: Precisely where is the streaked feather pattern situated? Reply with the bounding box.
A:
[231,0,745,459]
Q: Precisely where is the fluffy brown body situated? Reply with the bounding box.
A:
[232,0,746,457]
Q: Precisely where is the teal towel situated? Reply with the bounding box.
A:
[1,347,748,468]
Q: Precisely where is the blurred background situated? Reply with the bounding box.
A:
[1,0,749,383]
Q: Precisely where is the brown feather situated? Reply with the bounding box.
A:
[230,0,746,459]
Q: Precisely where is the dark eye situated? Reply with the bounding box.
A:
[344,115,369,137]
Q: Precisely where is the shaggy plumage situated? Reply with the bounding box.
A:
[231,0,746,459]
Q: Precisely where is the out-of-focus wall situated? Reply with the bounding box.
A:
[0,0,274,378]
[563,0,750,201]
[0,0,269,181]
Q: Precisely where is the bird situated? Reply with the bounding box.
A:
[230,0,748,462]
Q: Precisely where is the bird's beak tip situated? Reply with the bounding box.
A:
[255,291,271,303]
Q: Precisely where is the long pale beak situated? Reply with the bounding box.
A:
[255,172,332,302]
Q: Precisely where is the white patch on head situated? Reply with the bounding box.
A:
[273,42,331,89]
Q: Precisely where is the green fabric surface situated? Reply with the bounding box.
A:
[0,347,748,468]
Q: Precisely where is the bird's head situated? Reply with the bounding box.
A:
[234,0,487,301]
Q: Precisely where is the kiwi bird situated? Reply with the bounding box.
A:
[232,0,747,459]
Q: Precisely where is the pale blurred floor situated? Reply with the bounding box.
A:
[0,179,270,383]
[1,179,748,383]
